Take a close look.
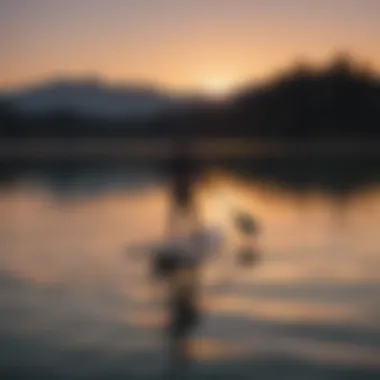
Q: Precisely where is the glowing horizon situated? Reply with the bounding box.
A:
[1,0,380,93]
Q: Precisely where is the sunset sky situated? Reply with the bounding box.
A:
[1,0,380,94]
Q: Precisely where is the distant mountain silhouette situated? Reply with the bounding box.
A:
[0,78,200,121]
[1,54,380,139]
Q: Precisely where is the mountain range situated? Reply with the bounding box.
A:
[1,56,380,139]
[0,78,203,121]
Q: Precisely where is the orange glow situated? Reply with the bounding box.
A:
[2,1,380,92]
[201,77,239,99]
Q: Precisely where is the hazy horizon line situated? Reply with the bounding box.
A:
[1,52,379,97]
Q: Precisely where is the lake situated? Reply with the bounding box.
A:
[0,153,379,379]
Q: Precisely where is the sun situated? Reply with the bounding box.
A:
[202,77,236,99]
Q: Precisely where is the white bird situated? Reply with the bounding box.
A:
[126,225,226,265]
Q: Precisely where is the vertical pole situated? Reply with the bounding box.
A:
[164,139,200,378]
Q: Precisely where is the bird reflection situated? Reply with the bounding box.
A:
[128,140,261,378]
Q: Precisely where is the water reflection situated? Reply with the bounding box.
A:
[0,157,380,379]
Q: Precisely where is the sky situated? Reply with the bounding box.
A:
[1,0,380,94]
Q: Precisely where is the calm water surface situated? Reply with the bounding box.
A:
[0,159,379,379]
